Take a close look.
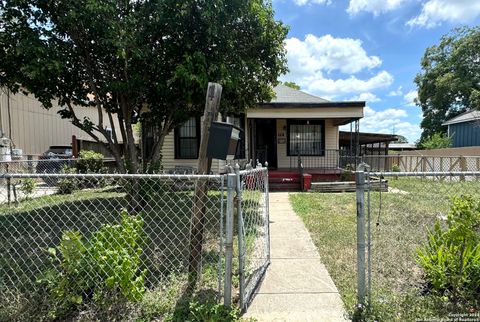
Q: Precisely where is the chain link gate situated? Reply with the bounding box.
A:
[221,164,270,311]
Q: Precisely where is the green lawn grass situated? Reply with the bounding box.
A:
[290,177,480,321]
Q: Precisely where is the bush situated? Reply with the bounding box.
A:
[57,166,77,195]
[391,163,400,172]
[417,196,480,305]
[38,210,146,318]
[76,150,104,174]
[19,178,36,199]
[420,133,452,150]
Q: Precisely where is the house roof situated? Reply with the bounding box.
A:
[259,84,365,108]
[339,131,398,146]
[442,109,480,126]
[271,84,330,104]
[389,143,417,150]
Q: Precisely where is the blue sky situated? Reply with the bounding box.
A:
[272,0,480,142]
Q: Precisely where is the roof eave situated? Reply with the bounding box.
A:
[258,101,366,108]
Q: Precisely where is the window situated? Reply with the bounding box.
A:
[175,117,200,159]
[287,120,324,156]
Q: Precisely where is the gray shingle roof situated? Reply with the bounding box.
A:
[270,84,330,104]
[442,109,480,126]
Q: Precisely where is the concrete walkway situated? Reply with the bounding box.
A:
[244,192,348,322]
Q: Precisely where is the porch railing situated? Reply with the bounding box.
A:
[288,149,359,170]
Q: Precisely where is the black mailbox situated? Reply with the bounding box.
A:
[207,122,242,160]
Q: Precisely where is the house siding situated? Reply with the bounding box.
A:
[449,122,480,148]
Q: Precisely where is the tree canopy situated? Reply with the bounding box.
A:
[282,81,300,90]
[419,132,452,150]
[415,26,480,144]
[0,0,288,172]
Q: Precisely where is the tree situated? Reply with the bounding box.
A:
[0,0,288,172]
[282,81,300,90]
[396,135,408,143]
[419,132,452,150]
[415,27,480,145]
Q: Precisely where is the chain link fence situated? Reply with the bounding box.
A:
[356,170,480,320]
[0,161,270,321]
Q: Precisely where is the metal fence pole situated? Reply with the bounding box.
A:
[234,164,245,310]
[223,173,236,306]
[355,170,366,306]
[264,166,270,263]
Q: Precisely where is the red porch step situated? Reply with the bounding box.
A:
[267,169,344,192]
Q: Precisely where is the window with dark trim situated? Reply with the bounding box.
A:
[287,120,325,156]
[175,117,200,159]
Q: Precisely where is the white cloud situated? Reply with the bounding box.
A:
[342,106,421,142]
[349,92,381,102]
[388,86,403,97]
[347,0,408,15]
[293,0,330,5]
[285,34,381,75]
[305,71,393,97]
[403,90,418,106]
[407,0,480,28]
[284,34,392,98]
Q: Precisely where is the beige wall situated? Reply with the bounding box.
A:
[0,91,127,156]
[275,119,339,168]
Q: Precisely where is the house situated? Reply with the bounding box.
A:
[160,85,365,182]
[442,110,480,148]
[0,90,132,158]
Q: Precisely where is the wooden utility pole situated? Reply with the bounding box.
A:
[188,82,222,284]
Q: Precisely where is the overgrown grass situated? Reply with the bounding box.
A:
[290,177,480,321]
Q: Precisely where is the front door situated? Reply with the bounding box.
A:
[254,119,277,168]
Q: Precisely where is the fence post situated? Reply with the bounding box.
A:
[264,165,270,263]
[234,164,246,310]
[355,169,366,306]
[223,173,236,307]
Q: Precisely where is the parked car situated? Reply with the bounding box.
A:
[36,146,74,185]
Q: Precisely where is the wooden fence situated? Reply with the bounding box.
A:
[361,155,480,172]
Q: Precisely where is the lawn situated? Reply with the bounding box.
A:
[290,177,480,321]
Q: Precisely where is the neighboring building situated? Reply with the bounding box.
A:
[389,143,417,152]
[159,84,365,172]
[0,90,130,157]
[442,110,480,148]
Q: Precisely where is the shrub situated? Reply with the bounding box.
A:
[19,178,36,199]
[38,210,146,318]
[57,167,77,195]
[417,196,480,305]
[420,133,452,150]
[391,163,400,172]
[76,150,104,174]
